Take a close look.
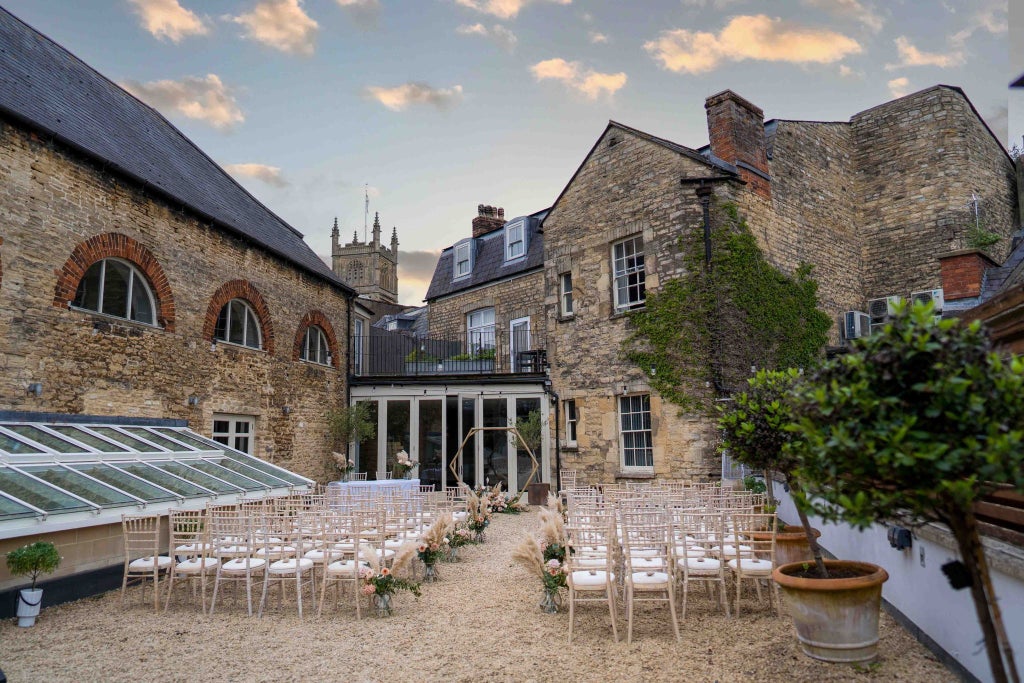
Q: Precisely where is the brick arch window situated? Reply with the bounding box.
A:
[203,280,274,353]
[53,233,175,331]
[293,311,340,369]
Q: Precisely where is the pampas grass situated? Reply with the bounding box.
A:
[537,505,566,549]
[422,512,453,549]
[511,535,546,580]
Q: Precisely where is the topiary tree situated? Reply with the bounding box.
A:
[326,403,376,473]
[717,368,828,577]
[793,302,1023,683]
[6,541,61,591]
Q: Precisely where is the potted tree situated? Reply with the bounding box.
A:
[790,302,1023,682]
[720,367,890,666]
[326,403,376,481]
[6,541,61,627]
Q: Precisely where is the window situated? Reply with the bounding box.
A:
[353,317,366,375]
[564,399,578,446]
[619,394,653,469]
[559,272,574,317]
[467,308,495,354]
[212,415,256,455]
[214,299,262,349]
[72,258,157,325]
[453,240,473,279]
[505,219,526,261]
[612,236,646,311]
[300,325,331,365]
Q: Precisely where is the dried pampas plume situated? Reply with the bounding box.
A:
[512,534,545,580]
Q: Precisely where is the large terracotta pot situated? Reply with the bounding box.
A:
[750,527,821,566]
[773,560,889,665]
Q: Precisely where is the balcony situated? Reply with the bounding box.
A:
[351,329,547,378]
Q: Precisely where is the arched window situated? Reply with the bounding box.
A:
[214,299,262,349]
[72,258,157,325]
[300,325,331,365]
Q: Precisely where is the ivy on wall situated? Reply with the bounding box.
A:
[623,200,831,413]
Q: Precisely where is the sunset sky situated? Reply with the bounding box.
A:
[2,0,1015,304]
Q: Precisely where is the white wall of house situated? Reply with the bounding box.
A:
[775,489,1024,683]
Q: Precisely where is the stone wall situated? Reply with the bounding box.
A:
[0,118,350,481]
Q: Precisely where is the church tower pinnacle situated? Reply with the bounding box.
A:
[371,211,381,246]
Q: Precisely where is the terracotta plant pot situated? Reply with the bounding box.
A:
[773,560,889,665]
[750,527,821,567]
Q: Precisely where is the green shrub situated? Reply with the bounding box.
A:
[6,541,61,590]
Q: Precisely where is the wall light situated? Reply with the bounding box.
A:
[27,382,43,397]
[187,395,200,407]
[282,406,292,416]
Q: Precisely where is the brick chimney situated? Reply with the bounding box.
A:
[472,204,506,237]
[939,249,999,301]
[705,90,770,199]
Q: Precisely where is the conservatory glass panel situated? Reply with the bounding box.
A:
[188,460,266,490]
[116,463,210,497]
[5,425,83,453]
[152,428,218,451]
[151,462,240,493]
[50,426,128,453]
[20,466,137,507]
[123,427,193,451]
[69,464,177,502]
[0,432,43,455]
[213,458,292,488]
[89,427,164,452]
[0,469,93,513]
[0,495,38,520]
[222,452,308,486]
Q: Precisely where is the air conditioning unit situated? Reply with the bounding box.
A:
[844,311,872,341]
[911,288,944,314]
[867,295,902,321]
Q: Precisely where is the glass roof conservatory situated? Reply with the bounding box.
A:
[0,418,312,539]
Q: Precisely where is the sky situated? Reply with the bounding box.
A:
[2,0,1016,304]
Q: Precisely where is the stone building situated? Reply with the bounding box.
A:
[0,7,354,481]
[331,212,399,304]
[538,86,1016,485]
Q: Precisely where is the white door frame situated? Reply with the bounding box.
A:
[509,316,530,372]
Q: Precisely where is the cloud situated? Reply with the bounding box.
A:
[456,23,517,51]
[128,0,209,42]
[224,163,288,187]
[588,31,608,44]
[838,64,863,79]
[398,250,442,304]
[886,36,964,69]
[230,0,318,55]
[950,2,1006,47]
[887,76,909,98]
[986,103,1008,147]
[335,0,381,29]
[121,74,244,130]
[801,0,883,32]
[364,82,464,111]
[453,0,570,20]
[644,15,861,74]
[680,0,744,7]
[530,58,626,99]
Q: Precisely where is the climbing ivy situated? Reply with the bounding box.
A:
[623,200,831,413]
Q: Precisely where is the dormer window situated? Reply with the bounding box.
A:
[453,240,473,279]
[505,219,526,261]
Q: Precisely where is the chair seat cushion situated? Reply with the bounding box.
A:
[628,547,661,558]
[712,544,753,558]
[570,570,613,587]
[575,557,607,569]
[375,548,396,559]
[678,557,722,572]
[175,542,214,553]
[383,539,406,549]
[630,557,666,570]
[255,545,296,557]
[268,558,315,574]
[129,556,173,570]
[326,559,369,575]
[217,545,250,556]
[221,558,266,572]
[727,558,773,574]
[630,570,671,586]
[452,512,468,522]
[175,557,219,573]
[674,545,706,559]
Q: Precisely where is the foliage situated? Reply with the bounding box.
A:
[445,525,476,548]
[326,403,376,453]
[360,566,422,597]
[742,475,766,495]
[512,535,566,591]
[625,201,831,412]
[475,348,496,361]
[6,542,61,591]
[965,222,1002,250]
[405,349,437,362]
[448,353,474,361]
[718,368,804,478]
[514,410,542,455]
[792,301,1024,681]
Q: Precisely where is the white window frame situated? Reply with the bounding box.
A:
[564,399,578,447]
[214,298,262,349]
[211,414,256,455]
[559,272,574,318]
[466,307,495,354]
[353,316,366,376]
[300,325,331,366]
[618,394,653,471]
[510,316,530,371]
[612,236,646,312]
[504,219,526,261]
[71,257,158,326]
[453,240,473,279]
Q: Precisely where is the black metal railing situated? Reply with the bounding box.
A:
[351,328,547,377]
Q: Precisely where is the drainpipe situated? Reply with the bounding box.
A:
[697,180,714,271]
[543,379,561,494]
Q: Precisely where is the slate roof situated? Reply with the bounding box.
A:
[0,7,351,293]
[607,120,738,175]
[425,209,547,301]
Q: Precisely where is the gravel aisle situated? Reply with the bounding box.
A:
[0,510,954,682]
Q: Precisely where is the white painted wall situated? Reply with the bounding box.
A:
[774,488,1024,683]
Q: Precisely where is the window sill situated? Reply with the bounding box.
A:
[299,359,338,371]
[556,315,575,324]
[213,340,265,353]
[70,307,162,331]
[609,308,643,321]
[561,443,578,451]
[616,470,655,480]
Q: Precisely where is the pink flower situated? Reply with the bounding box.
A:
[417,544,427,553]
[361,584,375,596]
[545,559,560,570]
[359,567,373,579]
[381,567,391,576]
[429,543,439,551]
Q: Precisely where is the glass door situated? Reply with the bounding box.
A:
[418,399,443,490]
[482,398,508,490]
[459,396,477,489]
[510,317,530,372]
[355,400,378,480]
[514,397,542,493]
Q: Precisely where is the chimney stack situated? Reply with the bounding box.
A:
[472,204,506,237]
[705,90,771,199]
[939,249,999,301]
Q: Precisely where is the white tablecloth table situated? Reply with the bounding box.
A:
[327,478,421,494]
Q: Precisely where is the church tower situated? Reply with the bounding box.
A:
[331,212,399,304]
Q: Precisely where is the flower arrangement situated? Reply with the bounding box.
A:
[358,541,420,616]
[513,535,566,613]
[393,449,416,478]
[465,489,491,538]
[546,492,568,523]
[445,525,475,548]
[418,513,453,567]
[537,503,567,557]
[332,451,355,478]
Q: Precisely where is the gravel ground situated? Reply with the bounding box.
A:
[0,510,954,683]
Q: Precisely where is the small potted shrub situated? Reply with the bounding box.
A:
[6,541,61,627]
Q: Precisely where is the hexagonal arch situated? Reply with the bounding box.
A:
[203,280,275,354]
[53,232,176,331]
[292,310,341,369]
